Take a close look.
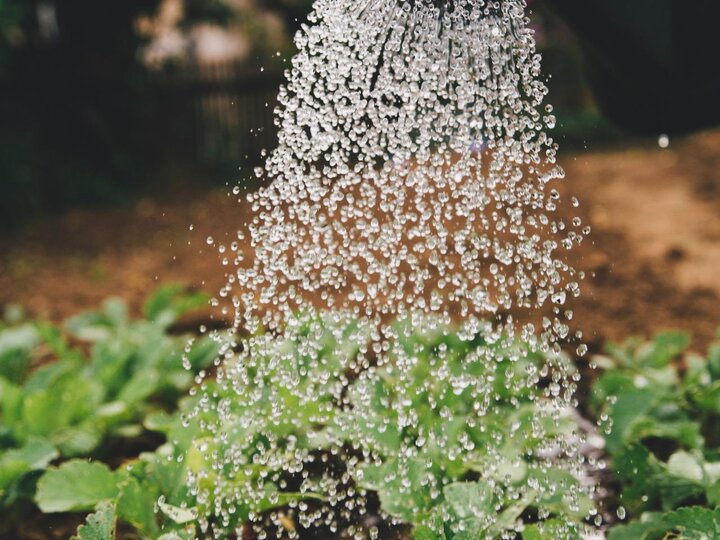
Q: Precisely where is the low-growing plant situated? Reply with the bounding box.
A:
[26,315,595,539]
[333,319,591,539]
[32,314,359,538]
[6,289,720,540]
[592,330,720,539]
[0,285,218,513]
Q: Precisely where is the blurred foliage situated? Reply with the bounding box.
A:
[0,0,165,230]
[0,0,324,232]
[0,284,217,533]
[0,0,244,232]
[532,5,621,146]
[593,331,720,539]
[3,286,720,537]
[2,305,592,538]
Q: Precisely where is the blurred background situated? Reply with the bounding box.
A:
[1,0,719,348]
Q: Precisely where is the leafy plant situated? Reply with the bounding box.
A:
[11,289,720,539]
[31,315,594,539]
[31,313,362,538]
[36,451,189,538]
[335,320,591,539]
[34,374,325,538]
[0,285,217,510]
[592,330,720,539]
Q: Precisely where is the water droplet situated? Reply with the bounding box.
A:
[180,1,594,535]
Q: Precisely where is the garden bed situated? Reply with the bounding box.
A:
[1,131,720,538]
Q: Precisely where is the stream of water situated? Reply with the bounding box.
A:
[187,1,595,537]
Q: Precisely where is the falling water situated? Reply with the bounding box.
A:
[184,0,594,537]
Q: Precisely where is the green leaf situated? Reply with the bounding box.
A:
[412,524,445,540]
[116,474,160,536]
[66,312,114,342]
[51,424,104,457]
[665,506,720,538]
[23,357,78,394]
[36,460,119,512]
[71,500,116,540]
[137,451,189,503]
[110,424,143,439]
[0,436,58,492]
[144,284,208,327]
[143,411,176,434]
[693,382,720,415]
[158,498,198,524]
[0,324,39,383]
[96,401,131,424]
[22,374,102,441]
[609,507,720,540]
[667,451,704,483]
[611,444,661,511]
[708,342,720,381]
[443,482,495,520]
[607,516,666,540]
[185,336,219,372]
[359,458,435,522]
[641,331,691,368]
[603,386,663,455]
[523,519,579,540]
[36,323,82,362]
[117,368,160,406]
[86,341,133,397]
[103,299,128,327]
[0,376,23,429]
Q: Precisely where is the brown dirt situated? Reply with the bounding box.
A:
[1,129,720,350]
[562,129,720,350]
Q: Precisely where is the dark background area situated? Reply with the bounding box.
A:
[0,0,315,231]
[2,1,719,232]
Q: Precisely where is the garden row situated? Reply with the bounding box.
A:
[1,286,719,538]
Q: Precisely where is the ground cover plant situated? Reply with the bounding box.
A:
[37,314,589,538]
[592,331,720,539]
[0,285,219,536]
[1,288,720,538]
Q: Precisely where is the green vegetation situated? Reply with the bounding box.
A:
[334,321,590,538]
[0,285,217,515]
[1,289,720,538]
[593,331,720,539]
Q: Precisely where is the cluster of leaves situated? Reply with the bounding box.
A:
[6,308,593,539]
[0,285,217,517]
[28,315,366,539]
[7,289,720,539]
[334,320,591,539]
[591,331,720,539]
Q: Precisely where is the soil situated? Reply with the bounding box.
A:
[561,129,720,351]
[2,129,720,350]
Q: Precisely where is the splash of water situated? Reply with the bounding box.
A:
[185,0,593,537]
